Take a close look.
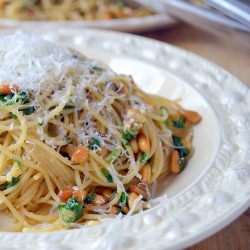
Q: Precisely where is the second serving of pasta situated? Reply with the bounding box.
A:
[0,0,154,21]
[0,32,201,232]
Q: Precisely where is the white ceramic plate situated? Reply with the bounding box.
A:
[0,29,249,250]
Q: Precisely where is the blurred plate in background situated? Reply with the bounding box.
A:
[0,0,175,32]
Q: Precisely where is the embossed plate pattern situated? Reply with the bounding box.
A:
[0,29,249,250]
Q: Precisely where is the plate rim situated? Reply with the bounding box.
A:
[0,13,176,32]
[0,28,249,250]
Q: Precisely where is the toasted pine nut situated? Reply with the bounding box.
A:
[71,145,89,164]
[140,165,151,185]
[122,206,129,214]
[179,110,201,124]
[128,185,147,199]
[73,189,86,202]
[170,150,181,174]
[131,139,139,154]
[102,188,113,198]
[0,84,19,94]
[100,11,113,20]
[95,187,113,197]
[92,194,107,206]
[58,187,73,202]
[128,192,138,210]
[119,86,126,94]
[99,146,108,157]
[138,134,150,152]
[95,187,113,199]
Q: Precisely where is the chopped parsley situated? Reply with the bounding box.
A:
[119,192,128,209]
[63,103,75,110]
[9,112,18,120]
[172,136,190,171]
[88,136,101,151]
[105,149,120,163]
[179,147,189,158]
[122,128,138,145]
[140,152,150,164]
[14,91,30,104]
[172,136,182,147]
[0,91,30,106]
[84,193,96,204]
[90,65,105,74]
[59,198,83,223]
[101,168,113,183]
[179,157,186,169]
[19,106,35,115]
[66,136,72,143]
[172,116,185,128]
[0,94,8,102]
[0,176,20,191]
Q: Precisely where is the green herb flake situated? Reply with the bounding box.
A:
[172,116,185,128]
[172,136,182,147]
[172,136,190,171]
[172,136,189,157]
[0,94,7,102]
[119,192,128,209]
[90,65,105,74]
[59,198,83,223]
[13,159,24,171]
[19,106,35,116]
[84,193,96,204]
[179,147,189,158]
[122,128,138,145]
[66,136,72,143]
[15,91,30,104]
[179,157,186,170]
[140,152,150,164]
[9,112,18,120]
[131,210,140,216]
[88,136,101,151]
[63,103,75,110]
[0,176,20,191]
[105,149,119,163]
[101,168,113,183]
[0,91,30,106]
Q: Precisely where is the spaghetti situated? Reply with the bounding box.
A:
[0,32,201,232]
[0,0,154,21]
